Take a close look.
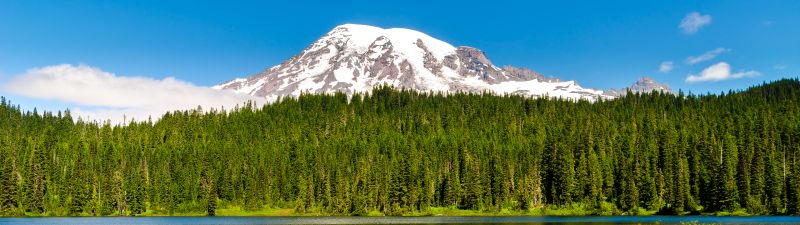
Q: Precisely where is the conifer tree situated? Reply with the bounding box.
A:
[127,171,145,216]
[0,79,798,216]
[26,138,46,213]
[0,148,18,214]
[460,151,482,210]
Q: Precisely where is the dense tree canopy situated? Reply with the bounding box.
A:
[0,79,799,216]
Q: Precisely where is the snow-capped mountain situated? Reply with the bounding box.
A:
[214,24,666,101]
[627,77,672,94]
[606,77,672,97]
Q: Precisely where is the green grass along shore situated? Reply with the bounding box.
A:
[8,203,754,217]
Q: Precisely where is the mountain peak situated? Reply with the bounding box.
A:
[215,24,616,101]
[323,24,456,61]
[630,76,672,93]
[605,77,672,97]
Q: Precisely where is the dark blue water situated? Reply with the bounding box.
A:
[1,216,800,225]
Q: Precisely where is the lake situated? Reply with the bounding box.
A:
[2,216,800,225]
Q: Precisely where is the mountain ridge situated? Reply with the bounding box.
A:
[214,24,670,101]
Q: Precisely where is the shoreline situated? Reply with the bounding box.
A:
[2,206,758,217]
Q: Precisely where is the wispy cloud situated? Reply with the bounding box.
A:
[686,62,760,83]
[659,61,674,73]
[2,64,258,123]
[774,64,787,70]
[686,48,729,65]
[679,12,712,34]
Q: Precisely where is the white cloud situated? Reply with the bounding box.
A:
[686,48,729,65]
[2,64,259,123]
[686,62,761,83]
[774,64,787,70]
[679,12,712,34]
[659,61,674,73]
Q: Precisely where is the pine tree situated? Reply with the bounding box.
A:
[673,129,691,212]
[787,161,800,215]
[388,156,411,215]
[207,190,217,216]
[749,131,767,213]
[127,171,145,216]
[720,133,740,211]
[460,151,482,210]
[111,170,125,215]
[0,79,799,216]
[201,167,217,216]
[489,155,506,209]
[69,153,89,215]
[618,122,639,211]
[26,138,46,213]
[736,133,753,210]
[0,149,18,214]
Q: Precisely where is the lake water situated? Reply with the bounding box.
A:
[1,216,800,225]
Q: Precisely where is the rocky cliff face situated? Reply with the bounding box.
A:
[628,77,672,93]
[606,77,673,97]
[215,24,669,101]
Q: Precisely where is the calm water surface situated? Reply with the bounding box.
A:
[2,216,800,225]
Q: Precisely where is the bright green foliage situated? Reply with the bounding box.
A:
[127,171,145,216]
[68,153,90,215]
[459,151,481,210]
[0,79,799,216]
[0,146,19,215]
[25,138,46,213]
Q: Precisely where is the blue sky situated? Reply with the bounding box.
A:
[0,0,797,120]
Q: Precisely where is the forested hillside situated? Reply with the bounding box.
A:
[1,79,799,216]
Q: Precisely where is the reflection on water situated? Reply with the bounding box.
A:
[1,216,800,225]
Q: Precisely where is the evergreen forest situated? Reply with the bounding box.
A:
[1,79,799,216]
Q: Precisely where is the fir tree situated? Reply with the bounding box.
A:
[0,148,19,214]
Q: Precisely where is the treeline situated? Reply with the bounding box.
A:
[1,79,799,216]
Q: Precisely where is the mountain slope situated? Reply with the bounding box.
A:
[214,24,612,101]
[606,77,672,97]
